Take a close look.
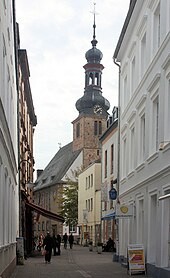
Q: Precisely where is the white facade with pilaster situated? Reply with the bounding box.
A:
[0,0,18,276]
[114,1,170,277]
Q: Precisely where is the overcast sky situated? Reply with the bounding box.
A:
[15,0,130,173]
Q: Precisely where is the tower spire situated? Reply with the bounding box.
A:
[91,2,98,47]
[93,2,96,40]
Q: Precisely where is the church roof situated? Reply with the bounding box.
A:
[34,142,82,191]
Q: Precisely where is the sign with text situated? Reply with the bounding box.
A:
[127,244,146,275]
[115,204,133,218]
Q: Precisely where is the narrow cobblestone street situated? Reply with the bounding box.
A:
[11,245,153,278]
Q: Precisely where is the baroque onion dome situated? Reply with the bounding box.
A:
[76,6,110,116]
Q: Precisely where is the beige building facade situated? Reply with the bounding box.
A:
[78,161,101,246]
[100,111,118,244]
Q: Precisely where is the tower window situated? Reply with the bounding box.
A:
[94,121,98,135]
[94,121,102,136]
[99,121,102,135]
[76,122,80,138]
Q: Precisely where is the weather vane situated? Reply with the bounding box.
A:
[90,2,99,40]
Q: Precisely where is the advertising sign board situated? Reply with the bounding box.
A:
[127,244,146,275]
[115,204,133,218]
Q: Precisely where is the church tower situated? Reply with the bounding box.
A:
[72,8,110,168]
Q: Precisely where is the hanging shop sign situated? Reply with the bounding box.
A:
[109,188,117,200]
[127,244,146,275]
[115,204,133,218]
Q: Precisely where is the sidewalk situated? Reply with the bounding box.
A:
[11,245,153,278]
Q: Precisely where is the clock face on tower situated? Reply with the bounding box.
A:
[93,104,102,115]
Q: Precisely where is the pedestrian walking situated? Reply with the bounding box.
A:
[52,233,57,256]
[56,234,61,255]
[43,231,54,263]
[69,233,74,249]
[63,233,68,249]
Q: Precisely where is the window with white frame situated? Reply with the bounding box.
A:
[88,176,90,188]
[148,74,160,155]
[138,199,144,244]
[152,95,159,152]
[123,137,127,177]
[149,193,157,263]
[91,174,93,187]
[153,2,160,55]
[140,113,146,162]
[86,177,88,190]
[141,32,146,77]
[131,56,136,93]
[90,198,93,211]
[130,126,135,172]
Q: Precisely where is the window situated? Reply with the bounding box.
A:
[69,225,76,233]
[88,199,90,211]
[148,74,160,154]
[110,144,114,174]
[141,32,146,76]
[138,199,144,243]
[131,56,136,92]
[130,127,135,171]
[46,221,49,231]
[123,137,127,177]
[86,177,88,190]
[90,198,93,211]
[76,122,80,138]
[99,121,102,135]
[88,176,90,188]
[94,121,102,136]
[104,150,107,178]
[42,221,45,231]
[153,3,160,54]
[152,96,159,152]
[91,174,93,187]
[140,114,145,162]
[94,121,98,135]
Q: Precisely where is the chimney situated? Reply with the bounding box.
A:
[37,169,43,178]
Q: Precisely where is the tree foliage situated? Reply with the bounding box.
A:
[59,167,83,226]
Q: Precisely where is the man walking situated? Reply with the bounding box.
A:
[69,233,74,249]
[43,231,54,263]
[63,233,68,249]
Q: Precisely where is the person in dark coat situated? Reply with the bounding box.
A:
[69,233,74,249]
[56,234,61,255]
[63,233,68,249]
[52,233,57,256]
[43,231,54,263]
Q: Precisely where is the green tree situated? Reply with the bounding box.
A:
[60,167,83,226]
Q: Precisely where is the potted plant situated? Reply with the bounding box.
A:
[97,242,103,254]
[89,241,93,251]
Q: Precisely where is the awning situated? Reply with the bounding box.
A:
[101,212,115,221]
[26,202,65,223]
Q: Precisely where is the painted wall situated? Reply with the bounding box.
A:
[115,0,170,274]
[0,0,18,276]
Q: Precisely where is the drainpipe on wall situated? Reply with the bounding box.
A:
[113,57,121,262]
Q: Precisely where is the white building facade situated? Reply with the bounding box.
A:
[0,1,18,276]
[114,1,170,277]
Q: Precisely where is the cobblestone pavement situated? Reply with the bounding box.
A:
[11,245,153,278]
